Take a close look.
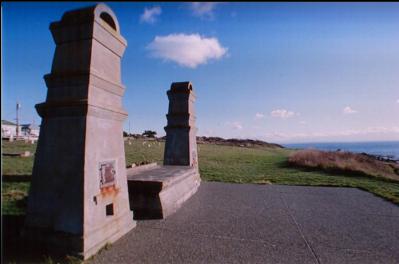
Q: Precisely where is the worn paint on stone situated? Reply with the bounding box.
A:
[99,160,116,188]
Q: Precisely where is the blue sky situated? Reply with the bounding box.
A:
[2,2,399,143]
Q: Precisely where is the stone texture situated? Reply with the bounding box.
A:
[164,82,198,167]
[24,3,135,260]
[127,165,200,219]
[127,82,201,219]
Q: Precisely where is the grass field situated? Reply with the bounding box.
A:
[2,139,399,216]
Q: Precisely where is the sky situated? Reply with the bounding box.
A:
[2,2,399,143]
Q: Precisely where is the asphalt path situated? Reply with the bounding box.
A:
[89,182,399,264]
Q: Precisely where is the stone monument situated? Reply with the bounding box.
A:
[127,82,201,219]
[164,82,198,167]
[24,3,135,259]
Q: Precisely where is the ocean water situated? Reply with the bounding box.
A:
[283,141,399,160]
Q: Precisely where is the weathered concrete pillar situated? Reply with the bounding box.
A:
[24,3,135,259]
[164,82,198,167]
[127,81,200,219]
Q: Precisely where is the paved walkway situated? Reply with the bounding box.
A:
[89,182,399,264]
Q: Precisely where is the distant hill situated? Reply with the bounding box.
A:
[125,134,284,149]
[196,136,284,149]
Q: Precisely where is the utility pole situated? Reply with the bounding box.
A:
[16,102,21,138]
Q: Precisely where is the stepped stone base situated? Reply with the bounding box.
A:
[127,165,201,219]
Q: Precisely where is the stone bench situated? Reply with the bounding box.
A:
[127,165,201,219]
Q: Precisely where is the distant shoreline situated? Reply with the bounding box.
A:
[283,141,399,162]
[124,136,399,161]
[282,140,399,145]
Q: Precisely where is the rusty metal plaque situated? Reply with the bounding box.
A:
[99,160,116,188]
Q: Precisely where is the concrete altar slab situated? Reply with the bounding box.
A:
[127,165,201,219]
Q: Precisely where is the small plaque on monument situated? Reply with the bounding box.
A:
[99,161,116,188]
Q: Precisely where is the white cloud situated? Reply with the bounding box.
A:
[226,121,243,130]
[203,129,214,137]
[270,109,298,119]
[232,122,243,130]
[140,6,162,24]
[343,106,358,114]
[335,126,399,136]
[362,126,399,134]
[146,33,228,68]
[190,2,220,19]
[299,121,307,125]
[397,99,399,104]
[255,113,264,120]
[263,126,399,142]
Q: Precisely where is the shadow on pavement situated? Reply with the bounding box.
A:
[2,214,77,263]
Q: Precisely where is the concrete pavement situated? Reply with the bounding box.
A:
[89,182,399,264]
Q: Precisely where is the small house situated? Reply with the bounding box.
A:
[21,123,40,137]
[1,120,21,138]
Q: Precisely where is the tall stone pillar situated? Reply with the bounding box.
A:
[164,82,198,167]
[24,3,135,259]
[127,81,200,219]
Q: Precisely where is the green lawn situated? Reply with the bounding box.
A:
[2,140,36,175]
[198,143,399,204]
[2,139,399,216]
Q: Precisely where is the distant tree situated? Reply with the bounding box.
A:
[142,130,157,138]
[123,131,129,137]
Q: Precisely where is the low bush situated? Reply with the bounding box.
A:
[288,149,399,182]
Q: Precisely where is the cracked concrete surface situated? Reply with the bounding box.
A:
[89,182,399,264]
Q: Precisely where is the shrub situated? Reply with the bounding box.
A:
[142,130,157,138]
[288,149,399,182]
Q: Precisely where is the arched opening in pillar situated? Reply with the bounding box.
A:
[100,12,116,31]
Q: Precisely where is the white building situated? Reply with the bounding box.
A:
[21,123,40,137]
[2,120,39,139]
[1,120,20,138]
